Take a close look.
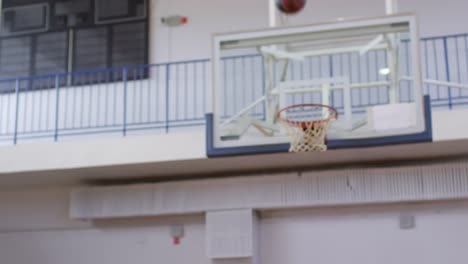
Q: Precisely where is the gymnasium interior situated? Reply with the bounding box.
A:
[1,0,468,264]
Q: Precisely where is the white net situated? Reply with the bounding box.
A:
[277,104,338,153]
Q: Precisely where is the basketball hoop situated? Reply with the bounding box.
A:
[277,104,338,152]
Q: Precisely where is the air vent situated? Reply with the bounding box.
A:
[70,159,468,220]
[95,0,147,24]
[206,210,257,259]
[1,3,49,36]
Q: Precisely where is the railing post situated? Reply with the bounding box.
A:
[54,74,61,142]
[165,64,170,133]
[13,78,20,145]
[329,55,335,106]
[443,37,453,110]
[122,68,128,136]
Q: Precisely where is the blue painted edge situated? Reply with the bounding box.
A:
[206,96,433,158]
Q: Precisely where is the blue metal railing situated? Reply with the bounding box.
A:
[0,32,467,145]
[0,61,209,144]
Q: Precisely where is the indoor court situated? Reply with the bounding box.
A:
[0,0,468,264]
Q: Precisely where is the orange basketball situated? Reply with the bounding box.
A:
[276,0,307,14]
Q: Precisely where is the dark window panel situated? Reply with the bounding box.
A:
[34,31,68,75]
[112,22,146,68]
[0,1,149,93]
[0,37,32,78]
[74,27,108,71]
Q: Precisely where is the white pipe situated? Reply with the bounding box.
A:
[269,0,276,27]
[260,46,305,61]
[273,81,391,95]
[402,76,468,90]
[295,44,387,58]
[424,79,468,89]
[385,0,398,15]
[351,81,390,89]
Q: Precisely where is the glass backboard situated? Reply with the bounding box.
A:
[207,14,432,157]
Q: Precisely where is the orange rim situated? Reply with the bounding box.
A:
[276,104,338,128]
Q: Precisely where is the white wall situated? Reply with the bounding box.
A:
[261,202,468,264]
[1,187,468,264]
[150,0,268,62]
[432,108,468,141]
[0,188,86,231]
[288,0,468,37]
[0,224,208,264]
[0,188,209,264]
[0,130,205,175]
[150,0,468,62]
